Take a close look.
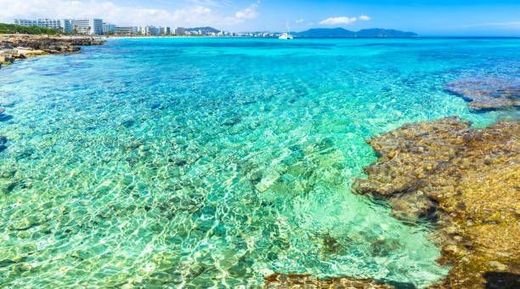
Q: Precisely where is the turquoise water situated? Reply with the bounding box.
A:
[0,38,519,288]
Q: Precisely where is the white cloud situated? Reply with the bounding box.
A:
[234,6,257,20]
[295,18,305,24]
[0,0,259,28]
[319,15,371,26]
[234,1,260,21]
[320,16,358,25]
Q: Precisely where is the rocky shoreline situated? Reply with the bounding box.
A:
[264,117,520,289]
[0,34,104,68]
[353,117,520,288]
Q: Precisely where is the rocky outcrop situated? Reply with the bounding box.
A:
[0,34,104,67]
[445,78,520,111]
[265,274,395,289]
[353,117,520,288]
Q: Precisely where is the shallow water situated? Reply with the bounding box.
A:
[0,38,519,288]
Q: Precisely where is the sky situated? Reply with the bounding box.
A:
[0,0,519,36]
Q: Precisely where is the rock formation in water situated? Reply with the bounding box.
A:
[445,78,520,111]
[265,274,395,289]
[0,34,105,68]
[0,135,7,153]
[353,117,520,288]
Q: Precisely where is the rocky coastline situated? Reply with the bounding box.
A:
[0,34,104,68]
[264,117,520,288]
[353,117,520,288]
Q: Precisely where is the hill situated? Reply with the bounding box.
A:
[295,28,418,38]
[185,27,220,34]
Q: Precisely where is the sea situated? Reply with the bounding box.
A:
[0,37,519,288]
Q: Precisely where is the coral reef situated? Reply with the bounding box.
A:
[354,117,520,288]
[445,78,520,111]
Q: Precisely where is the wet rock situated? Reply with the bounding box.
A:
[483,272,520,289]
[169,157,188,167]
[222,116,242,127]
[0,113,12,122]
[0,136,7,152]
[265,274,395,289]
[121,119,135,128]
[353,117,520,289]
[0,35,105,68]
[445,77,520,111]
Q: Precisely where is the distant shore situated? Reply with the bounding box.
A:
[0,34,105,68]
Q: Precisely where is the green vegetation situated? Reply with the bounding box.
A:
[0,23,61,35]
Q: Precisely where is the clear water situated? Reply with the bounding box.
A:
[0,38,519,288]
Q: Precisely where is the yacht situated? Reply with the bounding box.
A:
[278,32,294,40]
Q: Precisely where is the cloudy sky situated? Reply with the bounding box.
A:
[0,0,519,35]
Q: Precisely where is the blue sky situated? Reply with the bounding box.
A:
[0,0,519,36]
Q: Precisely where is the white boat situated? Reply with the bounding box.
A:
[278,32,294,40]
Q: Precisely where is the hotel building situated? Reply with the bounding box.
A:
[14,18,73,33]
[72,19,103,35]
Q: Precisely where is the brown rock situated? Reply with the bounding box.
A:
[0,34,104,68]
[264,274,395,289]
[353,117,520,289]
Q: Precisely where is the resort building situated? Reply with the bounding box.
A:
[102,23,116,35]
[114,26,138,35]
[175,27,186,35]
[72,19,103,35]
[14,18,73,33]
[160,27,172,36]
[139,26,161,36]
[60,19,73,33]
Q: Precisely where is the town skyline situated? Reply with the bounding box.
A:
[13,18,230,36]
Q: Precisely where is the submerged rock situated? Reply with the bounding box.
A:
[445,77,520,111]
[353,117,520,288]
[0,136,7,152]
[265,274,395,289]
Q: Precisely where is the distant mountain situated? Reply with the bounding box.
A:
[295,28,356,38]
[356,28,418,38]
[186,27,220,34]
[295,28,418,38]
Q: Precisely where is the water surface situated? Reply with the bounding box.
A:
[0,38,519,288]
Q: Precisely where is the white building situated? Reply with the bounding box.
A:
[139,26,160,36]
[114,26,138,35]
[14,19,37,27]
[14,18,72,33]
[72,19,103,35]
[160,27,171,35]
